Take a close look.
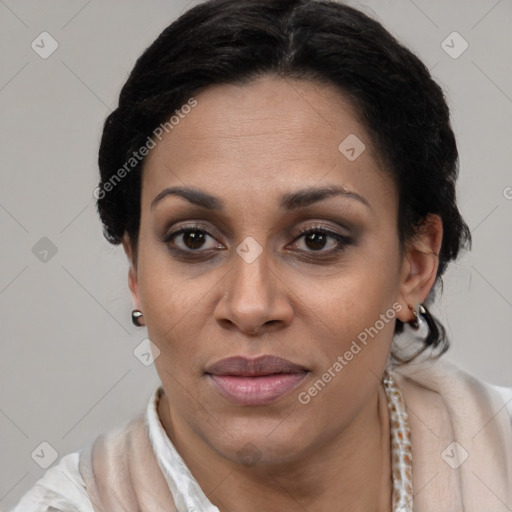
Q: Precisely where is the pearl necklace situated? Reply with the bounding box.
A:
[382,369,413,512]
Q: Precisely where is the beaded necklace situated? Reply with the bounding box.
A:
[382,369,413,512]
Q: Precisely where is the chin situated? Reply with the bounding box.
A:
[221,438,306,469]
[206,415,316,468]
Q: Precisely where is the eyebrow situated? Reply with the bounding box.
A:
[150,184,370,211]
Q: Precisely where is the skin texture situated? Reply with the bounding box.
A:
[122,75,442,512]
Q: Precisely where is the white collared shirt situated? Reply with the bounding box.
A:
[9,386,219,512]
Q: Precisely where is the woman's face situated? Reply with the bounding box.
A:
[126,75,417,466]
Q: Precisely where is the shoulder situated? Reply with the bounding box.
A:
[493,383,512,414]
[9,389,163,512]
[9,450,95,512]
[393,357,512,435]
[392,358,512,508]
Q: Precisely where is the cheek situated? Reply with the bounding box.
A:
[141,277,206,359]
[291,239,400,330]
[135,240,211,362]
[300,275,397,365]
[288,235,401,369]
[291,268,399,430]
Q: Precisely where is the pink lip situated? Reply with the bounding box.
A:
[205,355,309,406]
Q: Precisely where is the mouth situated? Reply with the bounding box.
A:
[205,355,310,406]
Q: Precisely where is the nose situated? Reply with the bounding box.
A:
[214,242,294,336]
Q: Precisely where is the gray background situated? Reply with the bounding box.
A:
[1,0,511,508]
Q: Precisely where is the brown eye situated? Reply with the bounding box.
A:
[182,230,206,249]
[292,228,351,253]
[164,227,222,253]
[304,231,328,251]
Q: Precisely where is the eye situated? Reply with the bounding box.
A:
[162,223,354,261]
[164,226,223,252]
[290,227,353,254]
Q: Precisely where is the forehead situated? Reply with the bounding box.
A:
[141,75,394,211]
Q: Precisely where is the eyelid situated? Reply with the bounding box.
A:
[162,226,354,265]
[162,219,351,242]
[288,225,354,252]
[292,219,352,235]
[162,225,225,258]
[160,220,223,243]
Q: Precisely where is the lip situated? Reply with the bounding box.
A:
[205,355,309,406]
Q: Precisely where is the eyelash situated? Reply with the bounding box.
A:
[290,226,354,257]
[162,223,354,261]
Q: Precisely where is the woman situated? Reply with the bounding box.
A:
[11,0,512,511]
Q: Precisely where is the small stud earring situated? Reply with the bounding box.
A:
[131,310,144,327]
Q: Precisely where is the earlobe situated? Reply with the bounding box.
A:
[396,214,443,323]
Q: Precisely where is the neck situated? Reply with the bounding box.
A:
[158,384,392,512]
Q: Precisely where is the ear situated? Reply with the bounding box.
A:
[396,214,443,323]
[121,233,144,325]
